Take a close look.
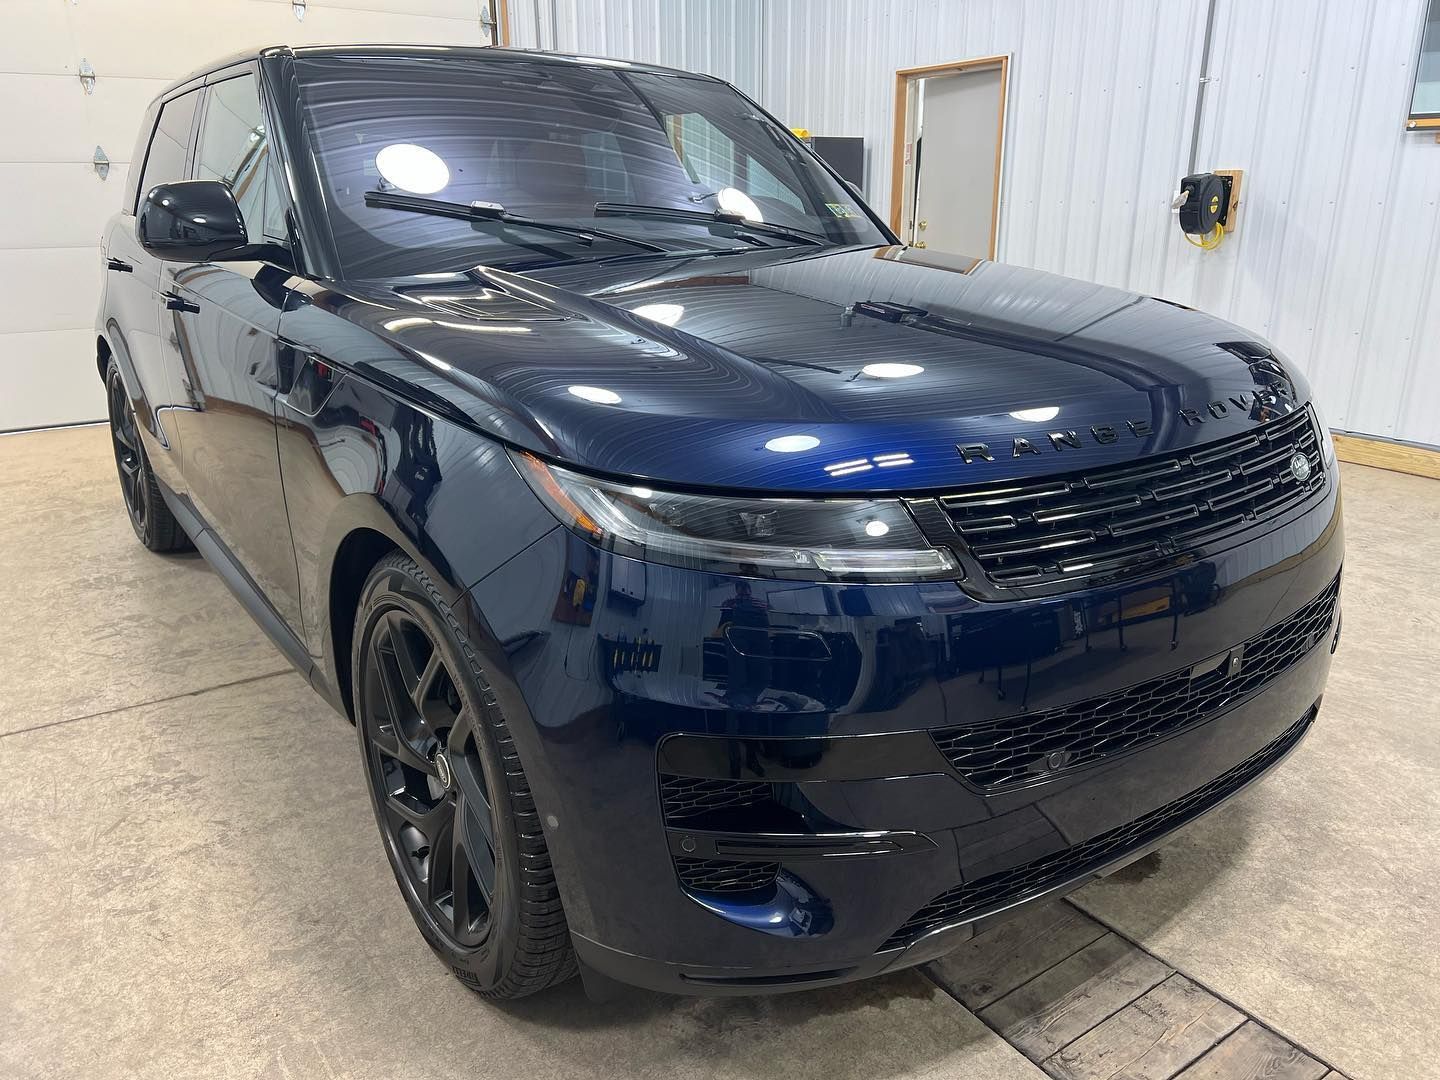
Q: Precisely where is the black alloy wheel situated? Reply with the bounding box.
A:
[105,358,189,552]
[353,553,576,998]
[362,606,495,947]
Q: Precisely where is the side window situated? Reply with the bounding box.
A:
[195,73,287,245]
[136,90,200,209]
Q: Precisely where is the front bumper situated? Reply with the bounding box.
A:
[467,479,1342,994]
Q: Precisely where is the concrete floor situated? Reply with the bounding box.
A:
[1,425,1436,1080]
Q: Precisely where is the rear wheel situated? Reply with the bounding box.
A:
[352,553,576,998]
[105,359,189,552]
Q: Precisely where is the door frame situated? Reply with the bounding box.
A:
[890,54,1011,258]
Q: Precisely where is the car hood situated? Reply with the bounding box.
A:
[320,245,1308,493]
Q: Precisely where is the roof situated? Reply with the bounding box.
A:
[156,43,719,98]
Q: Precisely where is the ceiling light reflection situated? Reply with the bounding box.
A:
[862,363,924,379]
[1010,406,1060,423]
[375,143,450,195]
[823,457,873,477]
[632,303,684,326]
[764,434,820,453]
[568,385,621,405]
[717,187,763,222]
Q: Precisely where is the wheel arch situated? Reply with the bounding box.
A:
[96,333,112,381]
[316,497,518,726]
[327,524,401,722]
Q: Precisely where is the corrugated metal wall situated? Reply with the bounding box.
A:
[511,0,1440,447]
[507,0,764,93]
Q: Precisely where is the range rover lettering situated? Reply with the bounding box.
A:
[97,45,1343,999]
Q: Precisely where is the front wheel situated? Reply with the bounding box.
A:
[352,553,576,999]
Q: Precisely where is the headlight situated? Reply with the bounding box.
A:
[512,451,956,582]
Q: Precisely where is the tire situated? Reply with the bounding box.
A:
[351,552,577,999]
[105,358,190,553]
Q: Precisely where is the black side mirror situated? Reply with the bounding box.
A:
[138,180,248,262]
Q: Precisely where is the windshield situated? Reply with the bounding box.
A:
[292,54,887,277]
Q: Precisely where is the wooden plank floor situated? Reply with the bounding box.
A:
[925,893,1349,1080]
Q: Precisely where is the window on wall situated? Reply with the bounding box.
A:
[1410,0,1440,126]
[136,90,200,209]
[195,73,288,243]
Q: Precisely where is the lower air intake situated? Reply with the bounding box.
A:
[880,707,1316,952]
[675,857,779,894]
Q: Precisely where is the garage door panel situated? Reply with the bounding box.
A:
[64,1,488,79]
[0,75,160,167]
[0,1,75,76]
[62,1,303,80]
[0,163,129,251]
[0,329,107,432]
[85,79,169,166]
[0,76,90,163]
[253,0,489,22]
[0,249,102,335]
[283,8,491,47]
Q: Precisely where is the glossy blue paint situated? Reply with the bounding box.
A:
[306,245,1310,495]
[93,44,1344,997]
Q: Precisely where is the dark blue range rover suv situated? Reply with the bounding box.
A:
[97,45,1342,999]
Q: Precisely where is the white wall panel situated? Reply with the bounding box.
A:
[0,0,493,431]
[0,250,103,335]
[518,0,1440,447]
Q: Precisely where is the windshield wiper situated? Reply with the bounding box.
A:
[364,191,668,254]
[592,202,828,247]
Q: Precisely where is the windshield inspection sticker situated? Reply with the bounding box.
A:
[825,202,860,219]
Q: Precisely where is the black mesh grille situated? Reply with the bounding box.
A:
[880,708,1315,951]
[675,857,779,894]
[660,774,773,826]
[939,408,1325,589]
[933,575,1340,789]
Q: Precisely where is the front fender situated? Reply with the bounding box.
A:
[275,369,558,710]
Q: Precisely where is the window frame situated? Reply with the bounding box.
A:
[1408,0,1440,129]
[130,83,204,215]
[192,62,300,269]
[194,69,289,248]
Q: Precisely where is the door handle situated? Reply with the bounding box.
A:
[164,291,200,314]
[106,258,133,273]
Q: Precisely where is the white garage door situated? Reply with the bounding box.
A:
[0,0,497,433]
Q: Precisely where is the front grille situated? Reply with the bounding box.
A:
[879,708,1315,951]
[933,575,1340,789]
[661,774,773,826]
[939,407,1325,590]
[675,857,779,894]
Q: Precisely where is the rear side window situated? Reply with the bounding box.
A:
[136,89,200,208]
[195,73,287,244]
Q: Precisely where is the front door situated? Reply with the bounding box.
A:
[165,68,303,634]
[108,86,204,495]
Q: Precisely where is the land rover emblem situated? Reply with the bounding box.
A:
[1290,452,1312,482]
